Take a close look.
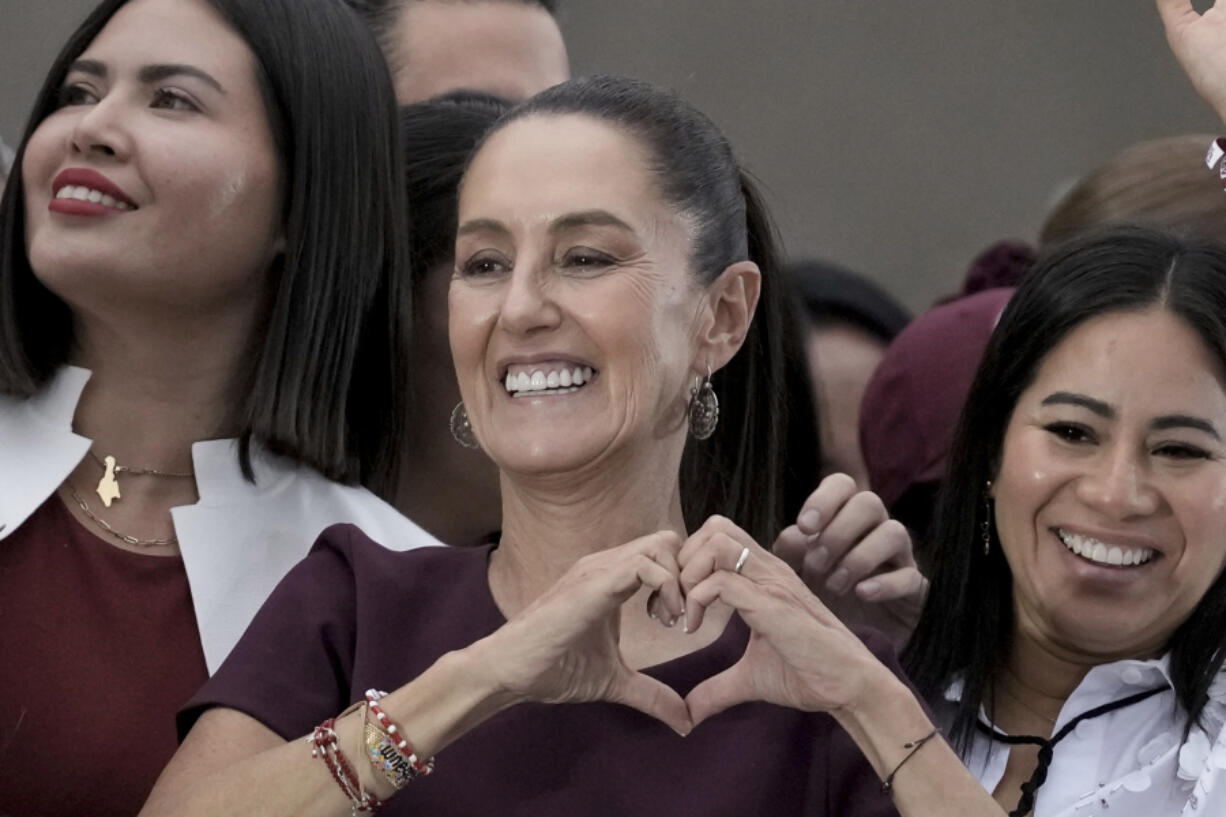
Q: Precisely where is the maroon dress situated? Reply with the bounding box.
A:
[0,496,208,817]
[183,525,902,817]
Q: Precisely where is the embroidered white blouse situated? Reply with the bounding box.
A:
[939,656,1226,816]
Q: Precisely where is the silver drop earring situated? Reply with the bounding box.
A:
[687,366,719,441]
[450,402,480,449]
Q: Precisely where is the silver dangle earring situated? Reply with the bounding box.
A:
[981,480,993,556]
[450,402,480,450]
[687,366,719,441]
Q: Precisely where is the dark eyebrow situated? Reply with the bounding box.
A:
[1041,391,1115,418]
[456,210,636,241]
[138,64,225,94]
[66,59,106,78]
[65,60,223,94]
[1151,415,1221,441]
[456,218,509,239]
[549,210,636,235]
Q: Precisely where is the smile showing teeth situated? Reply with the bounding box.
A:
[1056,529,1155,567]
[504,363,594,396]
[54,185,134,210]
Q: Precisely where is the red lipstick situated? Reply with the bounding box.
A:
[48,168,137,216]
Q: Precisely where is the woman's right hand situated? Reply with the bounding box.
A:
[471,531,693,735]
[1157,0,1226,121]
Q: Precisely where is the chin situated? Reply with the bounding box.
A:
[1045,609,1166,660]
[486,433,615,478]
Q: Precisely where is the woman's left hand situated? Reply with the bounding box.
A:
[773,474,926,644]
[679,516,894,725]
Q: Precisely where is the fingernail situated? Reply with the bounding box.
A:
[683,620,691,634]
[827,567,850,594]
[665,616,677,628]
[810,546,830,572]
[858,579,881,599]
[799,509,821,531]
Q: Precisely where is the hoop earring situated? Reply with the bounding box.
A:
[450,402,480,450]
[687,366,719,441]
[981,480,993,556]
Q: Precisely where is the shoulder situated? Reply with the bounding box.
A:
[292,477,440,552]
[306,524,488,593]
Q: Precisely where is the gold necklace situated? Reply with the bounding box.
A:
[88,449,194,508]
[65,483,178,548]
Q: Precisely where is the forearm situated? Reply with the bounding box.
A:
[141,646,516,816]
[368,640,520,765]
[832,669,1006,817]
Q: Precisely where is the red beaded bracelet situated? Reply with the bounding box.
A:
[309,718,384,814]
[364,689,436,777]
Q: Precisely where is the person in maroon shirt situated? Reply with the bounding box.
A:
[0,0,413,813]
[142,77,1000,817]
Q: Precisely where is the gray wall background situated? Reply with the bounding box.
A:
[1,1,1218,310]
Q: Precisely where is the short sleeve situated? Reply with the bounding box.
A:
[176,524,364,741]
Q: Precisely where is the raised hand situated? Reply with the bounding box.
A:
[477,531,693,735]
[678,516,892,726]
[1157,0,1226,121]
[773,473,926,644]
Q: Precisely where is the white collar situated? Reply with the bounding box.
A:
[26,365,91,431]
[943,654,1174,731]
[38,366,301,505]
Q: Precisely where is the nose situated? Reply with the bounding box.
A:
[1074,442,1161,520]
[68,96,131,161]
[498,261,562,336]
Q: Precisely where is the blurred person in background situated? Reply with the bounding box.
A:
[1041,134,1226,249]
[345,0,568,103]
[789,259,909,488]
[859,287,1013,570]
[393,92,509,547]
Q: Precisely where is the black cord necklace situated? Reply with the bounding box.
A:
[976,685,1167,817]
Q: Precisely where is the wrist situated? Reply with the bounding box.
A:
[450,638,526,715]
[830,668,935,779]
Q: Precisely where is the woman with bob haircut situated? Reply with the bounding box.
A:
[143,76,987,817]
[0,0,438,813]
[903,227,1226,816]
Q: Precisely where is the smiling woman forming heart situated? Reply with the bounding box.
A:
[140,77,992,817]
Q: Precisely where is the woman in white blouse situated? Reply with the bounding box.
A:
[903,224,1226,816]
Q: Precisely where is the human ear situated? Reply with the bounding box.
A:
[692,260,761,373]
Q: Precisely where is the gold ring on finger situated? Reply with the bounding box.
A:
[734,546,750,575]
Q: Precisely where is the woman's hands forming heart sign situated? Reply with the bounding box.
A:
[476,516,894,735]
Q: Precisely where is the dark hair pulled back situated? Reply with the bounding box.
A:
[475,74,803,545]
